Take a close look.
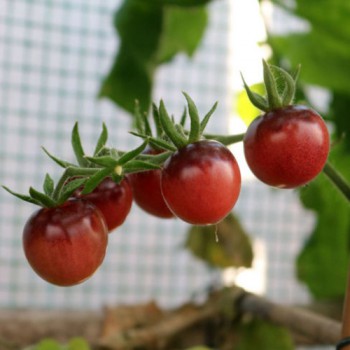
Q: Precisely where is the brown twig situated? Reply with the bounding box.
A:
[98,288,342,349]
[339,263,350,349]
[239,292,341,345]
[0,287,342,349]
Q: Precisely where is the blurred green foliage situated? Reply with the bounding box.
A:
[100,0,350,301]
[25,338,90,350]
[99,0,209,114]
[266,0,350,300]
[185,213,253,269]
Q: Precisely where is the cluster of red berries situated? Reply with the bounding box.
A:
[3,62,330,286]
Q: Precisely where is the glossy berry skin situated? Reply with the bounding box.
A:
[161,140,241,225]
[75,177,133,232]
[23,200,108,286]
[129,148,174,219]
[243,105,330,188]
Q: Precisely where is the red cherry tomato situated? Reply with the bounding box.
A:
[161,140,241,225]
[75,177,133,232]
[23,200,108,286]
[243,105,330,188]
[129,148,174,219]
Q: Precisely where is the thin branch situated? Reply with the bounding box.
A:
[323,161,350,203]
[239,292,341,344]
[0,287,342,349]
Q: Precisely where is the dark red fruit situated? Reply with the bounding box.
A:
[75,177,133,231]
[129,148,174,219]
[161,140,241,225]
[23,200,108,286]
[243,105,330,188]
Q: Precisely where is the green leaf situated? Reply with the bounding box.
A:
[71,123,89,167]
[185,213,253,269]
[297,143,350,299]
[81,168,112,195]
[99,1,209,115]
[268,29,350,96]
[43,173,54,196]
[99,1,162,114]
[157,5,208,63]
[330,92,350,152]
[234,318,293,350]
[93,123,108,156]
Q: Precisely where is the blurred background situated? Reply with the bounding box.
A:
[1,0,349,349]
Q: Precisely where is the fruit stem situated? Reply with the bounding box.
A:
[323,162,350,203]
[204,132,245,146]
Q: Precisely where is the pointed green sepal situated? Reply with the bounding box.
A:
[84,155,119,168]
[71,122,90,167]
[43,173,55,196]
[57,177,87,205]
[241,73,269,112]
[117,139,149,166]
[138,151,172,165]
[242,61,300,113]
[180,106,187,128]
[2,186,42,206]
[268,64,296,107]
[159,100,187,149]
[93,123,108,156]
[263,60,283,110]
[200,101,218,133]
[81,168,112,195]
[148,137,177,152]
[183,92,201,143]
[152,103,163,138]
[41,147,75,168]
[29,187,57,207]
[130,131,176,152]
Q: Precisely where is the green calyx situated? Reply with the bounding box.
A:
[157,92,218,149]
[132,93,246,151]
[242,60,300,112]
[3,123,163,208]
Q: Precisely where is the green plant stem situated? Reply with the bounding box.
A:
[204,132,245,146]
[323,162,350,203]
[52,167,99,202]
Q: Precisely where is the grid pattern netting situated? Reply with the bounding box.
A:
[0,0,235,310]
[0,6,333,350]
